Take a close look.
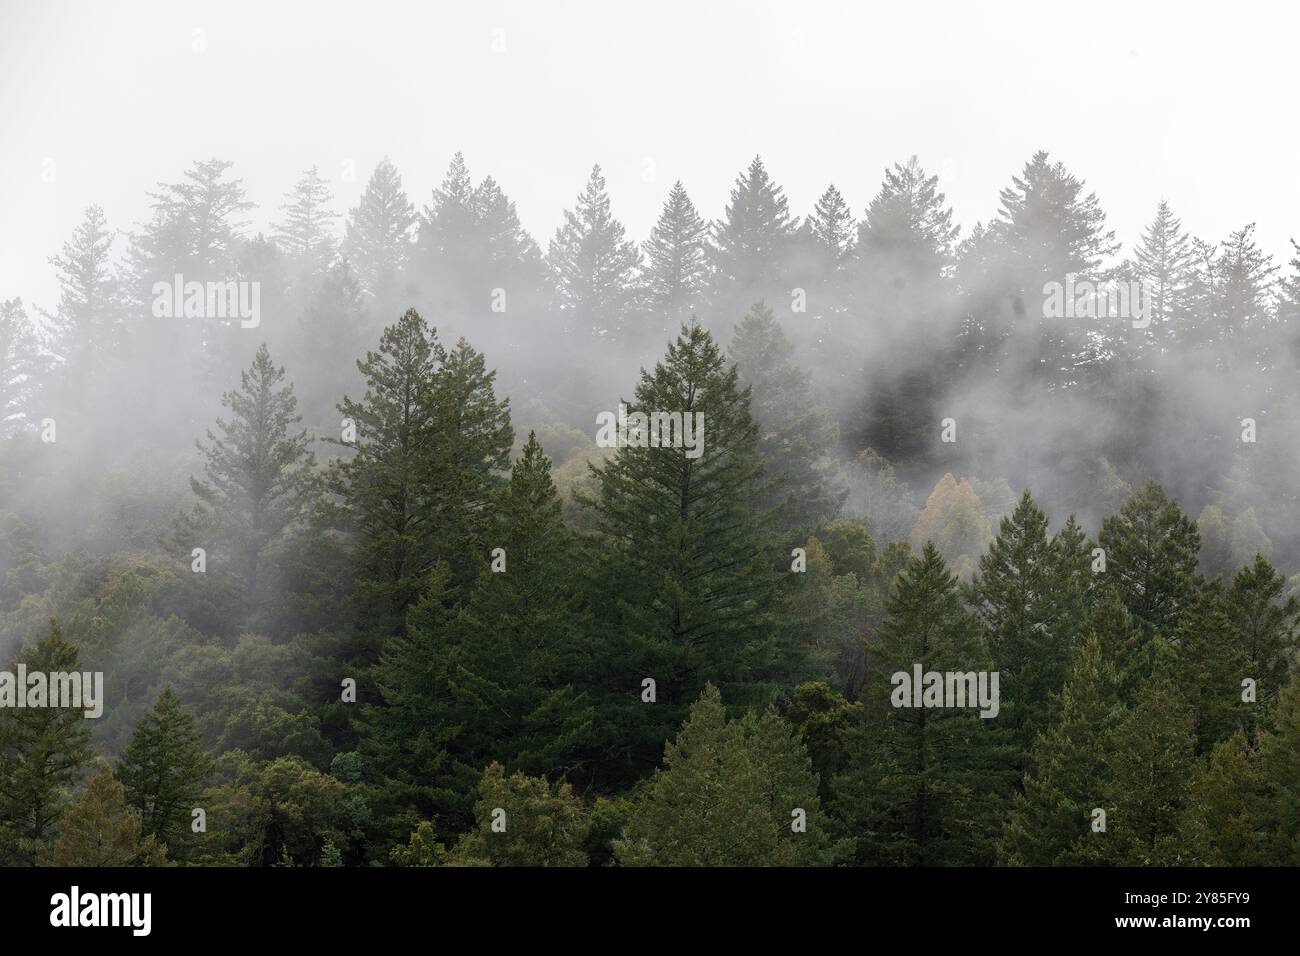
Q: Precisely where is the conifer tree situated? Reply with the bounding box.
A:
[1177,730,1267,865]
[1255,676,1300,864]
[342,157,416,309]
[1097,481,1200,641]
[1224,555,1298,722]
[42,765,168,866]
[615,684,830,866]
[0,298,47,440]
[274,165,339,280]
[1000,635,1125,865]
[967,491,1076,762]
[833,544,1006,865]
[188,344,316,614]
[642,181,710,329]
[44,205,125,384]
[584,323,781,780]
[332,309,445,629]
[436,432,592,775]
[0,621,95,866]
[1130,200,1196,342]
[856,156,957,289]
[1085,680,1196,865]
[116,686,212,852]
[547,164,642,341]
[709,156,797,324]
[728,300,844,533]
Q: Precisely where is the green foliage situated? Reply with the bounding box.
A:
[615,685,830,866]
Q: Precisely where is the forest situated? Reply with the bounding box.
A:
[0,147,1298,867]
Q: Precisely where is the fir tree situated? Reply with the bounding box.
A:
[274,165,339,280]
[834,544,1007,865]
[615,684,830,866]
[1001,635,1125,865]
[1097,481,1200,641]
[342,157,416,308]
[0,621,95,866]
[116,686,212,853]
[584,323,781,781]
[0,298,47,440]
[642,180,710,330]
[728,300,844,534]
[547,164,642,342]
[188,345,316,614]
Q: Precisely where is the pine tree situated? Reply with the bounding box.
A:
[332,309,444,629]
[0,621,95,866]
[709,156,797,325]
[342,157,416,308]
[1130,200,1196,342]
[44,205,125,382]
[443,432,592,775]
[1097,481,1200,641]
[0,298,47,440]
[857,156,957,289]
[833,544,1006,865]
[1178,730,1267,865]
[1212,223,1278,338]
[615,684,830,866]
[1224,555,1298,723]
[547,164,642,342]
[425,337,514,594]
[1086,679,1196,865]
[584,323,781,781]
[809,184,856,267]
[188,345,316,614]
[41,765,168,866]
[642,181,710,330]
[1255,675,1300,864]
[332,311,512,629]
[116,686,212,853]
[728,301,844,533]
[129,158,253,295]
[967,491,1076,763]
[1161,585,1248,754]
[989,150,1120,388]
[274,165,339,280]
[1001,635,1125,865]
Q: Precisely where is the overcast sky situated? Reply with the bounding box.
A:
[2,0,1296,310]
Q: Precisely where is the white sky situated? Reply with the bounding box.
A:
[2,0,1297,310]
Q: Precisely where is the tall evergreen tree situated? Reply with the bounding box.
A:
[1000,634,1125,865]
[116,686,212,853]
[187,344,316,615]
[642,181,710,331]
[342,157,416,309]
[0,621,95,866]
[1130,200,1196,343]
[547,164,642,342]
[274,165,339,281]
[584,323,781,782]
[833,544,1006,865]
[1097,481,1200,641]
[728,301,844,534]
[0,298,47,440]
[709,156,797,326]
[967,491,1077,763]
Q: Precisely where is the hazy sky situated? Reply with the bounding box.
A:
[2,0,1297,310]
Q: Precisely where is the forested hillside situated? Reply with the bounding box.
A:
[1,149,1297,866]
